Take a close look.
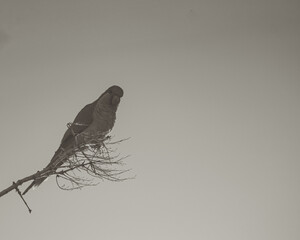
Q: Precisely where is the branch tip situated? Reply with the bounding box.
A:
[13,182,32,214]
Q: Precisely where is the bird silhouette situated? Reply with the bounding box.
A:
[23,85,124,195]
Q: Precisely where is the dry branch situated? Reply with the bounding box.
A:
[0,131,130,212]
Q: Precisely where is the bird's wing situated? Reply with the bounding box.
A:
[59,91,109,147]
[59,101,97,149]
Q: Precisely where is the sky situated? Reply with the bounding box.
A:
[0,0,299,239]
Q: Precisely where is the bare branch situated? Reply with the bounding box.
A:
[0,133,131,204]
[13,182,32,213]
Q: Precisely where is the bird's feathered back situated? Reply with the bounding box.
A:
[22,85,123,195]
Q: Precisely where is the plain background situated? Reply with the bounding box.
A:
[0,0,299,239]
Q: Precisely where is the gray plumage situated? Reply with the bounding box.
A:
[23,85,123,195]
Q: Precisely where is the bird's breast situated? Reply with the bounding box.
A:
[88,102,116,135]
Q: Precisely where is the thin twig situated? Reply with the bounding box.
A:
[13,182,32,213]
[0,134,130,204]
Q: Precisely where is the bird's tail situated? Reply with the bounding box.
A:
[22,177,47,195]
[22,148,68,195]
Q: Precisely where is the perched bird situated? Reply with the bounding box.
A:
[23,85,124,195]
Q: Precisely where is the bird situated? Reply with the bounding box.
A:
[23,85,124,195]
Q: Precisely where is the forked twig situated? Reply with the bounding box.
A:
[13,182,32,213]
[0,126,131,213]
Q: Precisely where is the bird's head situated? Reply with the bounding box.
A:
[98,85,124,108]
[106,85,124,98]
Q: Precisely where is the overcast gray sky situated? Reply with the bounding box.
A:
[0,0,299,239]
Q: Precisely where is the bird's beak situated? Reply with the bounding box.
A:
[112,95,120,106]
